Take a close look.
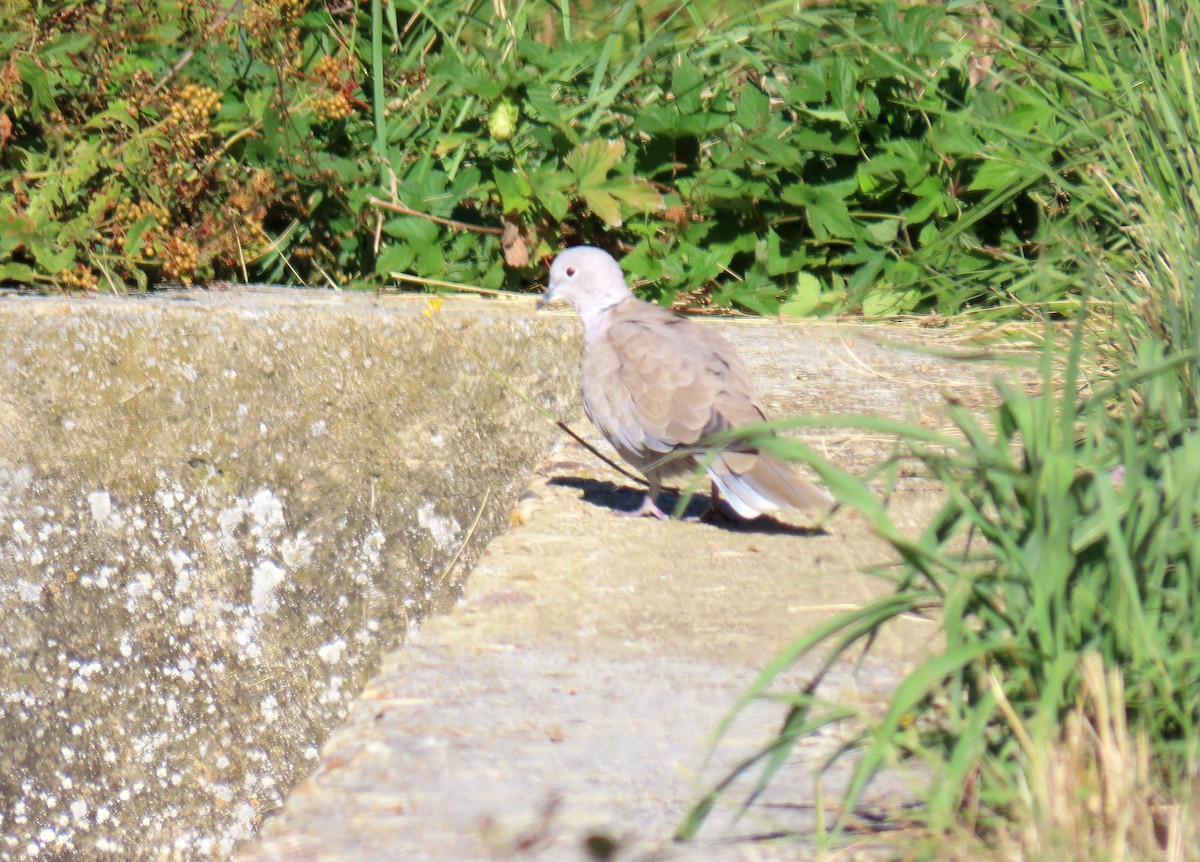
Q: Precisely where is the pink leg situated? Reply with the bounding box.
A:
[618,493,669,519]
[617,478,669,519]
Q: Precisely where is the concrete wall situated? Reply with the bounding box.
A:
[0,290,578,859]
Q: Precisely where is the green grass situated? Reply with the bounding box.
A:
[679,1,1200,856]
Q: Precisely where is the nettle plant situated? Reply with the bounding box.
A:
[376,1,1011,314]
[0,0,1076,312]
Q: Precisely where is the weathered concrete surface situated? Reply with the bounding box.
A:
[238,317,995,861]
[0,291,580,860]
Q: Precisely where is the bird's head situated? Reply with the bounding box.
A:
[537,246,633,315]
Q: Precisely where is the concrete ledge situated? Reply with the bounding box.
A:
[237,318,992,861]
[0,290,579,859]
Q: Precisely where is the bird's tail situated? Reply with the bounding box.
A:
[707,450,832,519]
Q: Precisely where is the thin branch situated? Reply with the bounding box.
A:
[367,196,503,235]
[553,420,649,488]
[383,271,523,297]
[435,488,491,587]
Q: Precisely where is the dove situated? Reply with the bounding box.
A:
[537,246,831,520]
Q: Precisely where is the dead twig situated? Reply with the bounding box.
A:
[434,488,491,587]
[383,271,518,297]
[367,196,503,235]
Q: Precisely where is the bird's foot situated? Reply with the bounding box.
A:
[696,483,743,524]
[617,494,670,520]
[698,500,742,524]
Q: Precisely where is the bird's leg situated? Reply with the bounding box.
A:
[700,481,739,523]
[618,476,669,519]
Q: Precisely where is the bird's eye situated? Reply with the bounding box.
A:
[565,266,576,277]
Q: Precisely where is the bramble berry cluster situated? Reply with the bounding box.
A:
[313,92,353,121]
[314,55,343,88]
[160,235,200,280]
[112,199,170,230]
[109,199,170,258]
[242,0,306,52]
[312,55,356,122]
[166,83,221,135]
[59,264,99,292]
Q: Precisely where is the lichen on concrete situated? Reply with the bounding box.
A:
[0,290,578,860]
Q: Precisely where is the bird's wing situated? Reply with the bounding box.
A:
[581,299,763,465]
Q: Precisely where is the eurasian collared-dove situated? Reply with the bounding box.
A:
[537,246,832,520]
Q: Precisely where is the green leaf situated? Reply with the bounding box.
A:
[751,133,803,169]
[930,115,982,155]
[765,228,811,276]
[634,106,727,139]
[262,105,283,151]
[124,213,158,259]
[493,170,533,214]
[53,33,95,54]
[796,106,851,126]
[581,188,623,227]
[907,175,948,224]
[881,139,934,186]
[0,213,38,257]
[970,157,1024,192]
[526,166,571,221]
[865,218,900,246]
[894,5,942,54]
[862,285,920,316]
[619,246,664,284]
[566,139,660,226]
[0,263,37,283]
[659,240,728,287]
[857,168,885,196]
[376,243,416,276]
[566,139,625,187]
[30,238,76,273]
[525,84,571,133]
[382,217,439,245]
[15,56,58,118]
[781,182,859,241]
[672,55,704,114]
[780,271,823,317]
[735,82,770,131]
[848,247,887,293]
[609,179,662,215]
[828,56,856,115]
[716,268,781,315]
[689,169,745,200]
[415,237,446,275]
[1076,71,1116,93]
[534,188,570,222]
[783,63,827,104]
[789,127,857,154]
[448,166,482,201]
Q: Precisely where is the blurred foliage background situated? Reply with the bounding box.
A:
[0,0,1127,315]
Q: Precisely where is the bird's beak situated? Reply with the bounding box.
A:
[535,278,559,311]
